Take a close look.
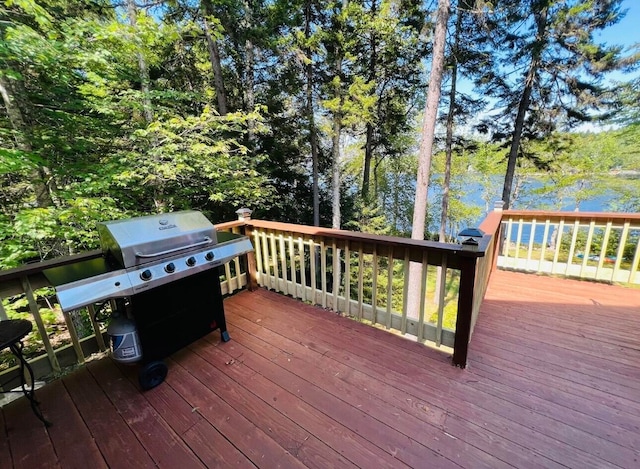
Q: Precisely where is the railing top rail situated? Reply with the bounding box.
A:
[245,219,486,258]
[479,211,503,239]
[503,210,640,223]
[214,220,246,231]
[0,250,102,283]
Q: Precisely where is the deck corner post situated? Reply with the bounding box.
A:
[242,222,259,291]
[452,255,478,368]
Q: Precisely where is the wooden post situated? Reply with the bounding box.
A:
[452,256,477,368]
[242,223,259,291]
[235,210,259,292]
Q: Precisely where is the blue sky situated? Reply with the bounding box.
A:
[598,0,640,52]
[597,0,640,86]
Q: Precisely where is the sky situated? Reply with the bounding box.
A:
[598,0,640,50]
[597,0,640,84]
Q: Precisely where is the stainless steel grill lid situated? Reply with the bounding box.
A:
[98,210,218,268]
[45,210,253,312]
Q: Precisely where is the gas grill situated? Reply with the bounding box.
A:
[44,210,253,389]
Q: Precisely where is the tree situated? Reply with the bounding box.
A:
[411,0,450,243]
[407,0,450,319]
[327,0,349,229]
[438,0,487,241]
[201,0,229,115]
[479,0,629,209]
[355,0,426,203]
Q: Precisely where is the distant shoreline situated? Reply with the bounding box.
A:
[610,170,640,178]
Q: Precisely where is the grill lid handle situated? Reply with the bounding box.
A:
[135,237,213,258]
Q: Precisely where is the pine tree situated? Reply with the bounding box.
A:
[478,0,630,209]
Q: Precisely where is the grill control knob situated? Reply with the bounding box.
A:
[186,256,196,267]
[140,269,152,281]
[205,251,215,261]
[165,262,175,273]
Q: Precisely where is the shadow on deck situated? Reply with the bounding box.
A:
[2,270,640,468]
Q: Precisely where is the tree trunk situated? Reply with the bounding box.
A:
[0,75,53,208]
[331,0,348,230]
[435,1,463,305]
[501,4,548,209]
[362,0,377,202]
[363,122,374,202]
[407,0,450,320]
[305,0,320,226]
[439,3,463,243]
[331,115,341,230]
[243,0,256,145]
[411,0,450,241]
[126,0,154,124]
[202,0,228,115]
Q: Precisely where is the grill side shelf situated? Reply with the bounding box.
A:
[45,268,134,312]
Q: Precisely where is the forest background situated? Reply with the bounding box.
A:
[1,0,640,271]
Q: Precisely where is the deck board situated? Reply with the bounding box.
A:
[2,269,640,468]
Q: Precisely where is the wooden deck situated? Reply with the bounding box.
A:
[2,270,640,468]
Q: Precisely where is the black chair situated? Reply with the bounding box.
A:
[0,319,50,426]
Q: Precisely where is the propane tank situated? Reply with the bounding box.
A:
[107,312,142,364]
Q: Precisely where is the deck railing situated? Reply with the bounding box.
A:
[241,217,498,367]
[0,223,248,390]
[0,213,501,388]
[498,210,640,285]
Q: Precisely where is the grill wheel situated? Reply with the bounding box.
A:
[139,360,168,391]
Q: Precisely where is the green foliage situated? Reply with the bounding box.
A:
[109,108,271,213]
[0,0,638,277]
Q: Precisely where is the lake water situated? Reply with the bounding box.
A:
[424,176,620,244]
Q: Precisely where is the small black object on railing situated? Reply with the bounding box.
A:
[458,228,485,251]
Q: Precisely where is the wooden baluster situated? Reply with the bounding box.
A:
[278,233,287,295]
[261,231,272,289]
[87,304,107,351]
[514,218,524,263]
[629,238,640,284]
[551,220,565,274]
[269,232,280,292]
[288,235,296,298]
[538,220,551,273]
[234,256,243,289]
[580,220,596,278]
[344,242,351,316]
[596,221,613,281]
[320,238,327,308]
[332,240,341,311]
[298,237,307,301]
[371,246,378,325]
[309,238,317,304]
[20,277,61,372]
[613,222,630,283]
[504,218,514,266]
[357,247,364,321]
[253,229,264,287]
[417,250,428,343]
[526,218,536,268]
[436,255,448,347]
[62,309,85,365]
[386,247,394,331]
[565,219,581,276]
[400,252,410,332]
[224,261,233,294]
